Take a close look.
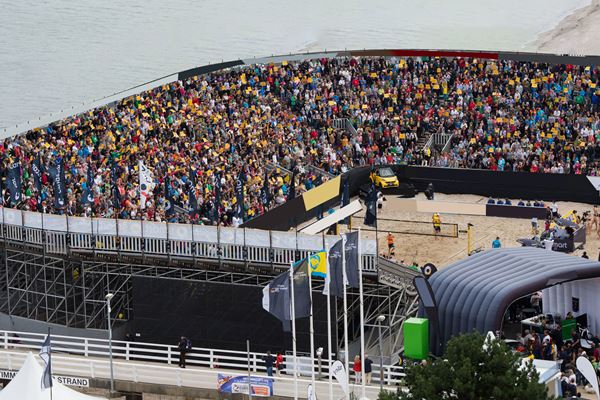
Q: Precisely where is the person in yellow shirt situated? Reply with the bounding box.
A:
[432,213,442,239]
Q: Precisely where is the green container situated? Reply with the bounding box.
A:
[404,317,429,360]
[562,319,577,341]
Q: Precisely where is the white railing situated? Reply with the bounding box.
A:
[0,207,377,271]
[0,330,406,388]
[424,132,453,150]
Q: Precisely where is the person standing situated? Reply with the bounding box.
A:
[178,336,190,368]
[275,352,284,375]
[363,354,373,385]
[432,213,441,239]
[386,232,395,257]
[263,351,275,376]
[492,237,501,248]
[353,355,361,384]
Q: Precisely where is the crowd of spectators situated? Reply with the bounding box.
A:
[1,56,599,223]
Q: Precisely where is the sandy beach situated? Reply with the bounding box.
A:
[347,193,599,270]
[533,0,600,55]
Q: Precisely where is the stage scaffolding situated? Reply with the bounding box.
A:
[0,238,418,356]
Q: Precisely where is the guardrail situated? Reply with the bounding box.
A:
[0,207,377,271]
[0,330,406,388]
[424,132,453,152]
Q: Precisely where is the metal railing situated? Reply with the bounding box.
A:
[0,207,377,271]
[424,132,453,151]
[0,330,406,388]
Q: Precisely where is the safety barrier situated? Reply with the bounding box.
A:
[0,330,406,388]
[0,207,377,271]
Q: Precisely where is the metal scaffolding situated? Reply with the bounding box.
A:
[0,239,418,355]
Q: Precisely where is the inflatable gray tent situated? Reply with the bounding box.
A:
[425,247,600,354]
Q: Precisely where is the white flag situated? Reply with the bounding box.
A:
[139,161,155,209]
[576,356,600,400]
[330,360,348,397]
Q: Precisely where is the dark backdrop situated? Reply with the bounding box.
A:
[244,166,600,231]
[130,277,334,354]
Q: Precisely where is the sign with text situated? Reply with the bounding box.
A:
[0,369,90,387]
[217,374,273,397]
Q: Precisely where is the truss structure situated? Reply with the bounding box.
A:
[0,240,418,354]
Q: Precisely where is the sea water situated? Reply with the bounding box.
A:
[0,0,591,131]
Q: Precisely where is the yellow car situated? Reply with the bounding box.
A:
[370,167,399,188]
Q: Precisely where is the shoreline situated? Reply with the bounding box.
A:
[532,0,600,55]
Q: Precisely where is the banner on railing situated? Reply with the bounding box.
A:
[217,374,273,397]
[0,369,90,387]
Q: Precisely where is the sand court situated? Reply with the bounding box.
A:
[346,193,600,269]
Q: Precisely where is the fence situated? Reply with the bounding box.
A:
[0,207,377,271]
[0,329,406,388]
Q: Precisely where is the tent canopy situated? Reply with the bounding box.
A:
[0,352,105,400]
[426,247,600,352]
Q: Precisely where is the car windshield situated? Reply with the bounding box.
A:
[379,168,395,177]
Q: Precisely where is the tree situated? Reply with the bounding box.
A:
[386,332,555,400]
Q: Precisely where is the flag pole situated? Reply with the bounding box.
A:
[326,251,334,400]
[326,279,333,400]
[342,236,350,400]
[308,254,316,397]
[49,327,53,400]
[358,227,366,400]
[289,262,298,400]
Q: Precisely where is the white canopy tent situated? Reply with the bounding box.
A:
[0,352,105,400]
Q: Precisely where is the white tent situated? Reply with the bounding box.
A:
[0,352,105,400]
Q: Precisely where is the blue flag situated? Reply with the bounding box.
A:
[111,160,120,211]
[7,161,22,206]
[164,175,176,217]
[364,183,377,227]
[235,168,245,219]
[32,156,43,209]
[39,334,53,389]
[47,158,66,209]
[82,167,94,205]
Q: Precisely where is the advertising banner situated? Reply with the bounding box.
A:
[217,374,273,397]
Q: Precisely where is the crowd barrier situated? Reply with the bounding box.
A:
[0,207,376,271]
[0,329,406,387]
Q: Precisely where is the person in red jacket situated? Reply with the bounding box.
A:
[275,352,284,376]
[353,355,362,384]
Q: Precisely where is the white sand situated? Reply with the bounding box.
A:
[534,0,600,55]
[348,193,599,269]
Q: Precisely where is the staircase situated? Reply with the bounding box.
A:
[338,257,420,365]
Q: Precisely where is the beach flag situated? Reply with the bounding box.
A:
[82,166,95,205]
[260,170,271,206]
[324,231,359,297]
[287,168,296,201]
[364,183,378,227]
[139,161,154,209]
[340,177,350,224]
[39,334,53,389]
[7,160,22,205]
[262,260,311,331]
[32,156,43,209]
[188,168,198,217]
[164,175,176,217]
[235,168,245,219]
[110,160,120,210]
[48,158,66,209]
